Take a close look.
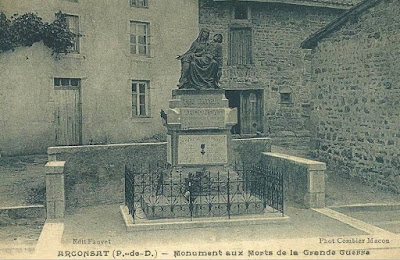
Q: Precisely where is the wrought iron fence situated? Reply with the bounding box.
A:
[124,161,284,222]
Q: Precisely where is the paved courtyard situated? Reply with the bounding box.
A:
[0,153,399,259]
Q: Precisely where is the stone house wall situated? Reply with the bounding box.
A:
[0,0,199,156]
[309,0,400,192]
[199,0,343,152]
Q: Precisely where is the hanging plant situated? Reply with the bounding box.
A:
[43,11,75,55]
[12,12,45,47]
[0,13,13,52]
[0,11,76,56]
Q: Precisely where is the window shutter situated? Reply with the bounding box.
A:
[229,28,252,65]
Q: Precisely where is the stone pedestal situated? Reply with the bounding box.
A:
[166,89,237,167]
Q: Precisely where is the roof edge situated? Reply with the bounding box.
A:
[301,0,382,49]
[213,0,355,9]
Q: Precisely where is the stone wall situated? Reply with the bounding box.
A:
[199,0,343,152]
[48,143,167,208]
[47,137,272,208]
[261,152,326,208]
[231,137,272,164]
[310,0,400,193]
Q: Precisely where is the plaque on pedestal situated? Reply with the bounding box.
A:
[165,90,237,167]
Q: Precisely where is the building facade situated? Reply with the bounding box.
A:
[198,0,360,152]
[0,0,199,155]
[302,0,400,192]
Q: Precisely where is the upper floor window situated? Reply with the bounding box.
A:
[132,80,150,117]
[234,3,249,20]
[229,28,252,65]
[130,21,149,56]
[130,0,148,7]
[65,15,80,53]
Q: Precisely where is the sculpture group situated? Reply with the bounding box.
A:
[177,29,223,89]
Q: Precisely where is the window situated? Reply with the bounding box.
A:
[132,81,150,117]
[280,93,292,103]
[234,3,249,19]
[229,28,252,65]
[279,87,293,105]
[130,22,149,55]
[130,0,148,7]
[54,78,80,88]
[65,15,79,53]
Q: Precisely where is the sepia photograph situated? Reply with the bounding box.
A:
[0,0,399,259]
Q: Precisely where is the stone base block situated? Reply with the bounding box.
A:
[140,193,264,220]
[121,205,289,232]
[305,192,325,208]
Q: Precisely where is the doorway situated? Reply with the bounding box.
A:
[54,78,82,146]
[225,89,263,135]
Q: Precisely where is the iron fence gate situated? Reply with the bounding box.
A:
[124,161,284,222]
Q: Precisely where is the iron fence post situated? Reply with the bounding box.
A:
[227,170,231,219]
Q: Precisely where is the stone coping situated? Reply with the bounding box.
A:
[262,152,326,171]
[35,221,64,258]
[233,137,272,141]
[47,138,271,155]
[45,161,66,173]
[0,205,45,220]
[47,142,167,155]
[329,203,400,212]
[0,205,44,211]
[172,89,225,95]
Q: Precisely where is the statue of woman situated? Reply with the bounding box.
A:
[187,33,223,89]
[177,28,210,89]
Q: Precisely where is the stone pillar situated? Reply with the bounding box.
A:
[45,161,66,219]
[306,167,326,208]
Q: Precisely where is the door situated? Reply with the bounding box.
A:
[54,78,82,146]
[240,90,263,135]
[225,89,263,135]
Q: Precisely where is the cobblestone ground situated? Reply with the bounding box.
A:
[0,154,47,254]
[61,204,366,246]
[1,152,399,258]
[0,154,47,207]
[325,170,400,206]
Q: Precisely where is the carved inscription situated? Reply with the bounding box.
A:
[181,95,225,108]
[178,135,227,165]
[180,108,225,129]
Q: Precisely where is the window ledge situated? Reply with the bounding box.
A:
[279,102,294,107]
[226,64,255,69]
[132,117,153,123]
[130,6,149,9]
[58,53,84,60]
[130,55,153,62]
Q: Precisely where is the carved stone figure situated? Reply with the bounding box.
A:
[177,29,223,89]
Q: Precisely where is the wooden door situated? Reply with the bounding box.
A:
[240,90,263,134]
[54,85,82,146]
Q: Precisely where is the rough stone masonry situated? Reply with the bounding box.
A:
[199,0,343,152]
[309,0,400,193]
